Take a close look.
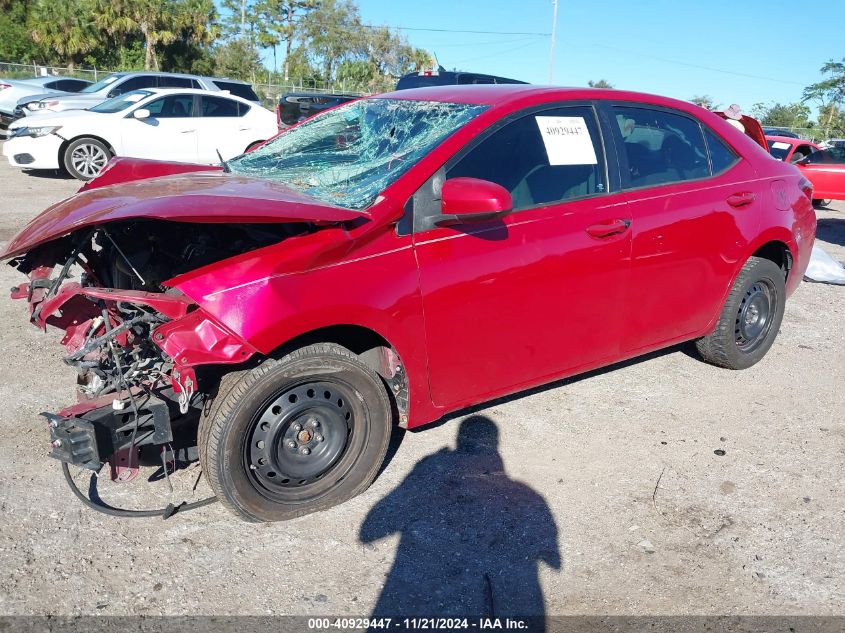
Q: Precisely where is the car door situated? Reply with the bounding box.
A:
[797,147,845,199]
[611,104,761,353]
[194,95,253,162]
[413,103,632,408]
[121,93,199,163]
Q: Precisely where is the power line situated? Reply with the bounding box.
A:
[591,44,804,86]
[286,18,550,37]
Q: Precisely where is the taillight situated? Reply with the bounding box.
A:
[276,102,281,128]
[799,177,813,201]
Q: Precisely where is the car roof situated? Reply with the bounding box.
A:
[109,71,251,85]
[377,84,702,112]
[765,135,815,145]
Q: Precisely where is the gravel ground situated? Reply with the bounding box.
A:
[0,152,842,617]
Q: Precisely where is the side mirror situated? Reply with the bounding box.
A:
[133,108,150,120]
[435,177,512,227]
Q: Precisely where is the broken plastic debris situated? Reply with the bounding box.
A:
[638,539,655,553]
[804,244,845,285]
[714,449,726,456]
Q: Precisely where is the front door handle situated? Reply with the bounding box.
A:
[727,192,755,207]
[586,219,631,238]
[179,129,196,134]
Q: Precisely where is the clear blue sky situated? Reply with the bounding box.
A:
[239,0,845,112]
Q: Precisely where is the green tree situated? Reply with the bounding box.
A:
[30,0,101,68]
[299,0,365,81]
[587,79,614,88]
[254,0,317,81]
[0,0,44,63]
[803,58,845,137]
[751,102,813,129]
[213,37,262,81]
[95,0,216,70]
[689,95,719,110]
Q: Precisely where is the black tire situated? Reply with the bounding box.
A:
[696,256,786,370]
[63,137,112,181]
[813,199,831,209]
[199,343,393,522]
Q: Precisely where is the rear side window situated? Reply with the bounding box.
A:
[614,106,709,188]
[447,105,607,211]
[54,79,89,92]
[704,128,739,173]
[157,76,194,89]
[212,80,259,102]
[200,95,247,117]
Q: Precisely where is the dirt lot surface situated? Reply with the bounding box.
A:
[0,151,842,617]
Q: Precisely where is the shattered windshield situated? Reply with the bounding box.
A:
[227,98,488,210]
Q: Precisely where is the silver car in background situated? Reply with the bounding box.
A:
[21,71,260,117]
[0,76,92,128]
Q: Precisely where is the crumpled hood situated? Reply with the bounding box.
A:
[1,169,369,258]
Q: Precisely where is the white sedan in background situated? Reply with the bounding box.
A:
[3,89,278,180]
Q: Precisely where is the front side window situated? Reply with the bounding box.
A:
[228,98,487,210]
[447,106,606,210]
[109,76,157,96]
[804,146,845,164]
[145,94,194,118]
[614,106,709,187]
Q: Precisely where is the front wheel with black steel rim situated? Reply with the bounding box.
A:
[199,343,393,522]
[696,256,786,370]
[63,137,112,181]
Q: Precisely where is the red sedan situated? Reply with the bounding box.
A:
[766,135,821,164]
[794,144,845,204]
[2,85,817,521]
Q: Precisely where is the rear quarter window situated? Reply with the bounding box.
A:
[704,128,740,173]
[212,80,259,102]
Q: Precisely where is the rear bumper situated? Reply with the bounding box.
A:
[2,133,62,169]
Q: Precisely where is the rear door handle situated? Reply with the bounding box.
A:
[727,192,755,207]
[179,129,196,134]
[586,219,631,238]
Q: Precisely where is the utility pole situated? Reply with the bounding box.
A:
[547,0,558,84]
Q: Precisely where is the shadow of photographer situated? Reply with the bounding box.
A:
[360,415,561,624]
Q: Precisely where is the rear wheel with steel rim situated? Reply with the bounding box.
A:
[696,256,786,370]
[199,343,393,522]
[63,137,112,181]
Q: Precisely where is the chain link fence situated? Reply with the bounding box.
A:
[0,61,364,108]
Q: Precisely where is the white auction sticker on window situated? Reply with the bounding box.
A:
[772,141,791,150]
[535,116,598,165]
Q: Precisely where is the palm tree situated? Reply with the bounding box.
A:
[95,0,215,70]
[30,0,100,68]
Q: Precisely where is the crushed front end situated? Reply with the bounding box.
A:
[6,220,273,483]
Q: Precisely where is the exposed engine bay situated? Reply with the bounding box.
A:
[7,219,307,498]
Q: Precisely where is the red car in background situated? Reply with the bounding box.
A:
[2,85,817,521]
[794,144,845,205]
[766,135,821,164]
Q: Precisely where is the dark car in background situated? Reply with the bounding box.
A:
[763,127,801,139]
[277,92,358,127]
[395,67,526,90]
[277,68,527,128]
